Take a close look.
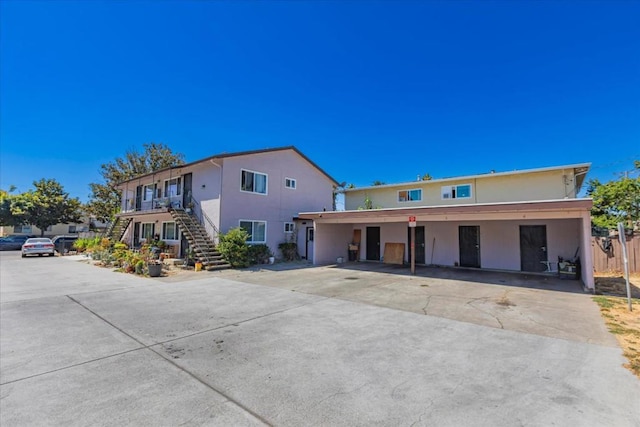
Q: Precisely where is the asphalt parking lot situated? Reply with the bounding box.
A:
[1,252,639,426]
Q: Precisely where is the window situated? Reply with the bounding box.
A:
[162,222,178,240]
[240,220,267,243]
[143,184,157,201]
[398,189,422,202]
[241,170,267,194]
[13,225,32,234]
[68,225,76,233]
[141,223,155,240]
[285,178,296,189]
[164,177,182,197]
[284,222,295,233]
[441,184,472,200]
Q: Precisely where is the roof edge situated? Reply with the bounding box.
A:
[117,146,339,186]
[343,162,592,193]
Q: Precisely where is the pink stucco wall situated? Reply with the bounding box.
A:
[351,218,583,271]
[218,150,335,256]
[314,223,352,264]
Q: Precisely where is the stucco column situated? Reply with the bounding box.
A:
[580,213,595,290]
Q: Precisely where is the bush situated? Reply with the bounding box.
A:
[278,242,298,261]
[73,238,88,252]
[218,227,250,268]
[248,244,272,265]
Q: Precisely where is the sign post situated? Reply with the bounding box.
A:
[617,222,632,311]
[409,216,416,274]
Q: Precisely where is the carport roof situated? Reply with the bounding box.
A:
[299,198,593,223]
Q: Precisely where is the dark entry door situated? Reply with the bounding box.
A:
[459,226,480,268]
[407,226,426,264]
[306,227,314,261]
[135,186,142,211]
[520,225,547,272]
[182,173,193,207]
[366,227,381,261]
[133,222,141,248]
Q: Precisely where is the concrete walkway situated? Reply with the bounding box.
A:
[1,253,638,426]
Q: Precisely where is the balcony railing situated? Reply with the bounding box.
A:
[121,196,183,213]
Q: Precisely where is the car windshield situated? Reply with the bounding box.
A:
[25,238,52,244]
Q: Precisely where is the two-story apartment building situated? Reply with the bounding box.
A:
[299,163,595,290]
[111,147,337,268]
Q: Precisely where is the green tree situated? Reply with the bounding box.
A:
[421,173,433,181]
[10,179,83,236]
[86,142,185,222]
[587,161,640,230]
[0,186,20,226]
[371,180,386,186]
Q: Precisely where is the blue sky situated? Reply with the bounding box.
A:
[1,1,638,203]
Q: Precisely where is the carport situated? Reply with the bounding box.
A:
[299,199,594,290]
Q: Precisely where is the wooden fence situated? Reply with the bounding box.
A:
[591,234,639,273]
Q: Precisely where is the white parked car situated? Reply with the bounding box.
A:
[21,238,55,258]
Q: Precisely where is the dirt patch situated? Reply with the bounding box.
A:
[593,296,640,379]
[594,272,640,298]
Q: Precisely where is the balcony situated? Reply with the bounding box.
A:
[119,196,184,217]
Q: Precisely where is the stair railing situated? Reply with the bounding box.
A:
[186,195,220,244]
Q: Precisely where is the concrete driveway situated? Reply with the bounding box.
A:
[1,252,638,426]
[173,261,615,345]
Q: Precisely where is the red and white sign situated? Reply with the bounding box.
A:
[408,216,417,227]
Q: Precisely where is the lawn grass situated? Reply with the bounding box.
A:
[592,295,640,379]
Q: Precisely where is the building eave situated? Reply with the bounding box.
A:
[300,198,593,223]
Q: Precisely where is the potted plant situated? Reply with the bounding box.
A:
[147,259,163,277]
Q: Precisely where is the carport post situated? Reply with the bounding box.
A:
[409,216,416,275]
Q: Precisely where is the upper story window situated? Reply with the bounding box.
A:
[441,184,472,200]
[241,169,267,194]
[143,184,157,201]
[398,189,422,202]
[164,177,182,197]
[285,178,297,189]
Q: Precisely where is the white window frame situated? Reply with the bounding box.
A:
[13,225,32,234]
[143,184,156,202]
[441,183,472,200]
[240,169,268,195]
[141,223,155,241]
[239,220,267,244]
[284,222,295,233]
[162,221,178,240]
[398,188,422,203]
[285,177,297,189]
[163,177,182,197]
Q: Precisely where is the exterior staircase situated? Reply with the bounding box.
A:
[105,217,132,242]
[169,208,231,271]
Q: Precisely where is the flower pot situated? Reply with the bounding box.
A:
[148,263,162,277]
[268,256,275,264]
[195,262,203,272]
